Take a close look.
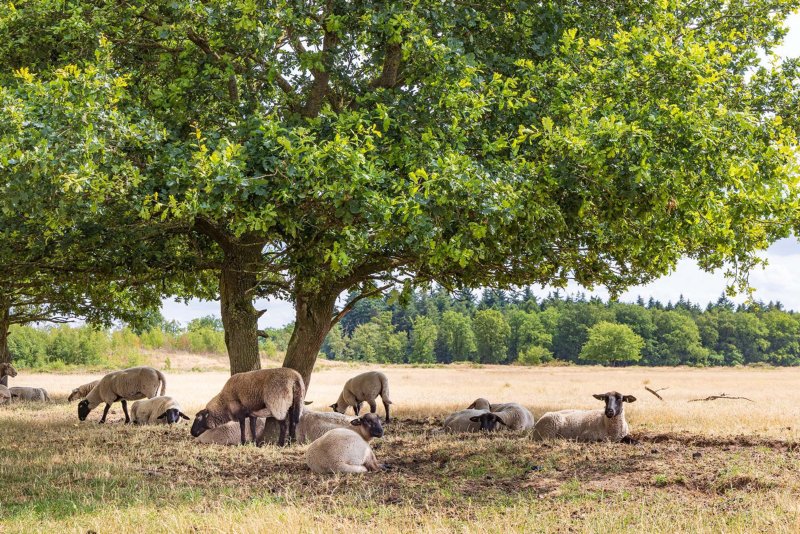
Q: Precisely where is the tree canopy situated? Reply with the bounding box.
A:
[1,0,798,382]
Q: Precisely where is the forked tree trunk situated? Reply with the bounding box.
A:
[282,292,338,388]
[220,247,262,375]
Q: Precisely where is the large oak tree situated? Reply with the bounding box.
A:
[2,0,798,384]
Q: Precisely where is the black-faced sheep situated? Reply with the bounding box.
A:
[78,366,167,423]
[130,396,189,425]
[305,413,385,474]
[532,391,637,443]
[330,371,392,422]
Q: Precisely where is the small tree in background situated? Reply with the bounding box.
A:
[579,322,644,366]
[473,310,511,364]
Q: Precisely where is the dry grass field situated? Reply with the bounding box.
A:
[2,360,800,533]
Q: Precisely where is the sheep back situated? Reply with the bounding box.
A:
[196,418,267,445]
[443,409,488,433]
[130,396,183,424]
[493,403,536,431]
[9,387,50,402]
[297,409,357,444]
[86,367,166,408]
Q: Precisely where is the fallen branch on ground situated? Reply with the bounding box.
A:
[644,386,669,401]
[688,393,754,403]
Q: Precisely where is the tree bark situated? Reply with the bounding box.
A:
[282,292,338,387]
[0,305,10,387]
[219,247,262,375]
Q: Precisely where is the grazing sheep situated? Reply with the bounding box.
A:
[305,414,385,474]
[466,399,535,431]
[68,380,100,402]
[9,386,50,402]
[443,408,491,433]
[0,385,11,405]
[532,391,637,443]
[190,368,305,447]
[78,366,167,424]
[196,418,267,446]
[0,362,17,386]
[330,371,393,422]
[130,396,189,425]
[297,409,355,444]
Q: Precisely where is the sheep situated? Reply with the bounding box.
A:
[443,408,492,433]
[78,366,167,424]
[532,391,637,443]
[0,362,17,386]
[467,398,517,411]
[130,396,189,425]
[297,409,386,444]
[305,414,385,474]
[0,385,10,405]
[196,418,267,446]
[9,386,50,402]
[68,380,100,402]
[190,367,304,447]
[330,371,393,422]
[466,399,536,431]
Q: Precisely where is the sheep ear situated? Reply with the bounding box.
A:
[623,395,637,403]
[304,401,313,405]
[592,394,607,401]
[496,415,507,426]
[179,412,190,420]
[467,401,476,409]
[157,412,167,419]
[329,404,337,410]
[350,418,362,426]
[469,416,480,422]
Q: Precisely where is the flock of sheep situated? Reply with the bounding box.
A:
[1,363,638,474]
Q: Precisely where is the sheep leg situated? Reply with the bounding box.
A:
[239,418,247,445]
[249,416,260,445]
[278,419,288,447]
[120,399,131,424]
[383,400,391,423]
[367,399,377,413]
[354,401,362,416]
[337,464,369,474]
[99,403,112,424]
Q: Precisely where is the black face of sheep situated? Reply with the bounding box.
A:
[593,391,637,418]
[78,399,91,421]
[469,412,507,431]
[352,413,384,438]
[158,409,190,425]
[190,410,211,436]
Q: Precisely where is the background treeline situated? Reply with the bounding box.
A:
[318,288,800,367]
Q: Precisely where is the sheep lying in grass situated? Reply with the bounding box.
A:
[68,380,100,402]
[305,413,385,474]
[78,366,167,424]
[466,399,535,431]
[297,409,388,444]
[196,419,267,446]
[532,391,637,443]
[330,371,392,422]
[130,396,189,425]
[9,386,50,402]
[443,409,493,433]
[190,368,304,446]
[0,385,10,405]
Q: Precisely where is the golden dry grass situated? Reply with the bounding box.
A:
[3,361,800,533]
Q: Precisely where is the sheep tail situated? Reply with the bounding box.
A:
[291,376,304,425]
[156,369,167,396]
[380,373,392,404]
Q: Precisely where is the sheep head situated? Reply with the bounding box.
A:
[593,391,636,418]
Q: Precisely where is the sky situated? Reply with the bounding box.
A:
[161,13,800,328]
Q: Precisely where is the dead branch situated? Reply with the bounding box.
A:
[644,386,669,401]
[688,393,754,403]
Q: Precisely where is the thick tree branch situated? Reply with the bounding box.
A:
[369,42,402,89]
[330,282,395,327]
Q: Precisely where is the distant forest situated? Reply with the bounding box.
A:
[302,288,800,367]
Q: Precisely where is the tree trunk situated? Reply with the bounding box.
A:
[282,292,338,387]
[0,306,10,387]
[220,247,262,375]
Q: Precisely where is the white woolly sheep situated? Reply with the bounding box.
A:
[466,399,535,431]
[78,366,167,424]
[443,408,492,433]
[532,391,637,443]
[297,409,385,444]
[9,386,50,402]
[305,414,385,474]
[68,380,100,402]
[190,368,305,447]
[330,371,392,422]
[196,418,267,446]
[130,396,189,425]
[467,398,518,412]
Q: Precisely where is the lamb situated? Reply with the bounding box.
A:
[9,386,50,402]
[297,409,382,444]
[443,408,492,433]
[532,391,637,443]
[196,418,267,446]
[68,380,100,402]
[0,385,10,405]
[305,413,385,474]
[130,396,189,425]
[330,371,393,422]
[78,366,167,424]
[190,367,305,447]
[466,399,535,431]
